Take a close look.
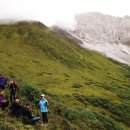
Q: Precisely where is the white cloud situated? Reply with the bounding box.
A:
[0,0,130,26]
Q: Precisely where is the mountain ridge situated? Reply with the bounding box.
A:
[57,12,130,66]
[0,21,130,130]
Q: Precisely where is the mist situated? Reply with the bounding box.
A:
[0,0,130,26]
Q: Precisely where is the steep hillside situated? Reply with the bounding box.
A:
[0,21,130,130]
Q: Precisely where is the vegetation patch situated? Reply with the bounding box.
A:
[72,83,83,88]
[64,108,123,130]
[74,95,130,126]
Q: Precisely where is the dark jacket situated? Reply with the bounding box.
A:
[22,107,33,119]
[10,102,23,117]
[10,83,17,93]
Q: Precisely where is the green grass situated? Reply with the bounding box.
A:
[0,21,130,130]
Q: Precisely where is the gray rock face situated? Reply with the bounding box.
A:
[61,12,130,65]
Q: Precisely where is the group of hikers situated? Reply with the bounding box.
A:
[0,74,49,126]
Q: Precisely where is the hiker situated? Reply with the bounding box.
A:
[0,90,9,110]
[0,74,7,90]
[9,80,18,102]
[22,103,40,124]
[39,94,49,125]
[10,97,23,117]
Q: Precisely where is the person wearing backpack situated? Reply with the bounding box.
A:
[39,94,49,126]
[9,80,18,102]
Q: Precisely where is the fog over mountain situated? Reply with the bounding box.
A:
[57,12,130,65]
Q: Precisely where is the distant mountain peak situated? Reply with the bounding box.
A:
[57,12,130,66]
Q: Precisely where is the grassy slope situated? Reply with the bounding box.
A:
[0,21,130,130]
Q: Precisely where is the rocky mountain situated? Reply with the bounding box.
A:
[59,12,130,65]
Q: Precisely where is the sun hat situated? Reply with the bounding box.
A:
[41,94,45,97]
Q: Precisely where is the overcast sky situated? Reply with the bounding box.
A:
[0,0,130,26]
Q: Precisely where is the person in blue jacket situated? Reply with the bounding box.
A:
[39,94,49,125]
